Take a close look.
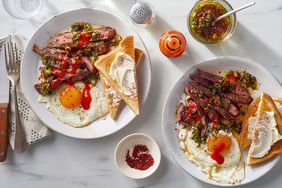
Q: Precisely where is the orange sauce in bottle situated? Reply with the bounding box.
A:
[159,30,186,58]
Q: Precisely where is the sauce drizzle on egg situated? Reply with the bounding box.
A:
[81,83,92,110]
[210,143,225,165]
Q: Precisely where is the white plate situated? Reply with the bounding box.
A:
[162,56,282,186]
[21,8,151,139]
[114,133,161,179]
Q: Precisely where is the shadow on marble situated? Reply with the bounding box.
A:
[170,22,282,87]
[2,133,56,166]
[132,153,168,186]
[146,15,174,41]
[207,22,282,66]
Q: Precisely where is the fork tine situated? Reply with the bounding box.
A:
[11,40,16,71]
[14,43,19,70]
[7,40,14,72]
[3,42,9,73]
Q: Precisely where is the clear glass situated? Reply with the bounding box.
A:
[2,0,45,19]
[187,0,237,45]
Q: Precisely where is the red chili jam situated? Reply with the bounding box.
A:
[81,83,92,110]
[189,1,231,43]
[125,144,154,171]
[210,143,225,165]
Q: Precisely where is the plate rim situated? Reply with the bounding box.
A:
[20,8,152,139]
[161,56,280,187]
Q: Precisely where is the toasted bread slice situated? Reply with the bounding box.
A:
[100,48,143,119]
[247,93,282,165]
[239,96,260,150]
[95,36,140,114]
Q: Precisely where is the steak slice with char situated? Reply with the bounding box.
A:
[190,73,212,87]
[222,92,252,104]
[207,109,220,122]
[46,27,116,49]
[213,106,234,120]
[197,69,223,83]
[220,96,240,116]
[231,84,251,98]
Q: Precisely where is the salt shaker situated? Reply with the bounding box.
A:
[130,0,155,27]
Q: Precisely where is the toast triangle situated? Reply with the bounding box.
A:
[247,93,282,165]
[94,36,140,115]
[100,48,143,119]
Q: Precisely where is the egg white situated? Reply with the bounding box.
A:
[178,129,245,184]
[38,82,108,128]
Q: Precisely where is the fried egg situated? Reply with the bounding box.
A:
[178,129,244,184]
[38,82,108,128]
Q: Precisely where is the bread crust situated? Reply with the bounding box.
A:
[100,48,143,119]
[246,93,282,165]
[95,36,140,115]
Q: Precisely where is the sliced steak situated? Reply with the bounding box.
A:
[190,73,212,87]
[231,84,252,98]
[197,69,223,83]
[220,96,240,116]
[33,44,67,62]
[222,92,252,104]
[176,103,185,122]
[213,106,234,120]
[207,109,220,122]
[90,27,116,42]
[47,27,116,49]
[189,82,210,95]
[81,57,97,73]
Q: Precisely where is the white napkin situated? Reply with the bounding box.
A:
[9,82,52,149]
[1,35,52,150]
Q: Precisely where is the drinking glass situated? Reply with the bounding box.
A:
[2,0,45,19]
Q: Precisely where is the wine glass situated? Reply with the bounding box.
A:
[2,0,45,19]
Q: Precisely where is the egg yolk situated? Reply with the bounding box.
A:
[207,134,231,155]
[59,85,82,109]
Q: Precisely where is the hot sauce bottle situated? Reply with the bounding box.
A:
[159,30,186,58]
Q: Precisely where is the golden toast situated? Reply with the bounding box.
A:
[239,96,261,150]
[94,36,140,115]
[100,48,143,119]
[240,93,282,165]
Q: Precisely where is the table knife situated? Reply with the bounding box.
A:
[0,37,10,162]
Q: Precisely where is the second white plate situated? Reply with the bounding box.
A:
[162,56,282,186]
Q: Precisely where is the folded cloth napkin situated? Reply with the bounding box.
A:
[1,35,52,150]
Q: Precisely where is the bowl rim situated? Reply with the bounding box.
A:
[187,0,237,45]
[20,8,152,139]
[161,56,281,187]
[114,133,161,179]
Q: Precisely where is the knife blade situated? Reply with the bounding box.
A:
[0,36,10,162]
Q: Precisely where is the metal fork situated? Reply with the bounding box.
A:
[4,39,27,153]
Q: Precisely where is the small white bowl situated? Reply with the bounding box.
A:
[114,133,161,179]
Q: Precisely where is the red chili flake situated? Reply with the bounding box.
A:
[209,114,217,122]
[211,122,219,129]
[125,144,154,171]
[194,114,201,122]
[214,98,220,105]
[204,98,209,104]
[186,100,198,109]
[185,111,191,118]
[78,31,91,47]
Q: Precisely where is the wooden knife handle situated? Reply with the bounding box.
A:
[0,103,8,162]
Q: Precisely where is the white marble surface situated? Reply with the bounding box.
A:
[1,0,282,187]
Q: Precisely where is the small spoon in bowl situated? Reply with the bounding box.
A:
[213,1,255,25]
